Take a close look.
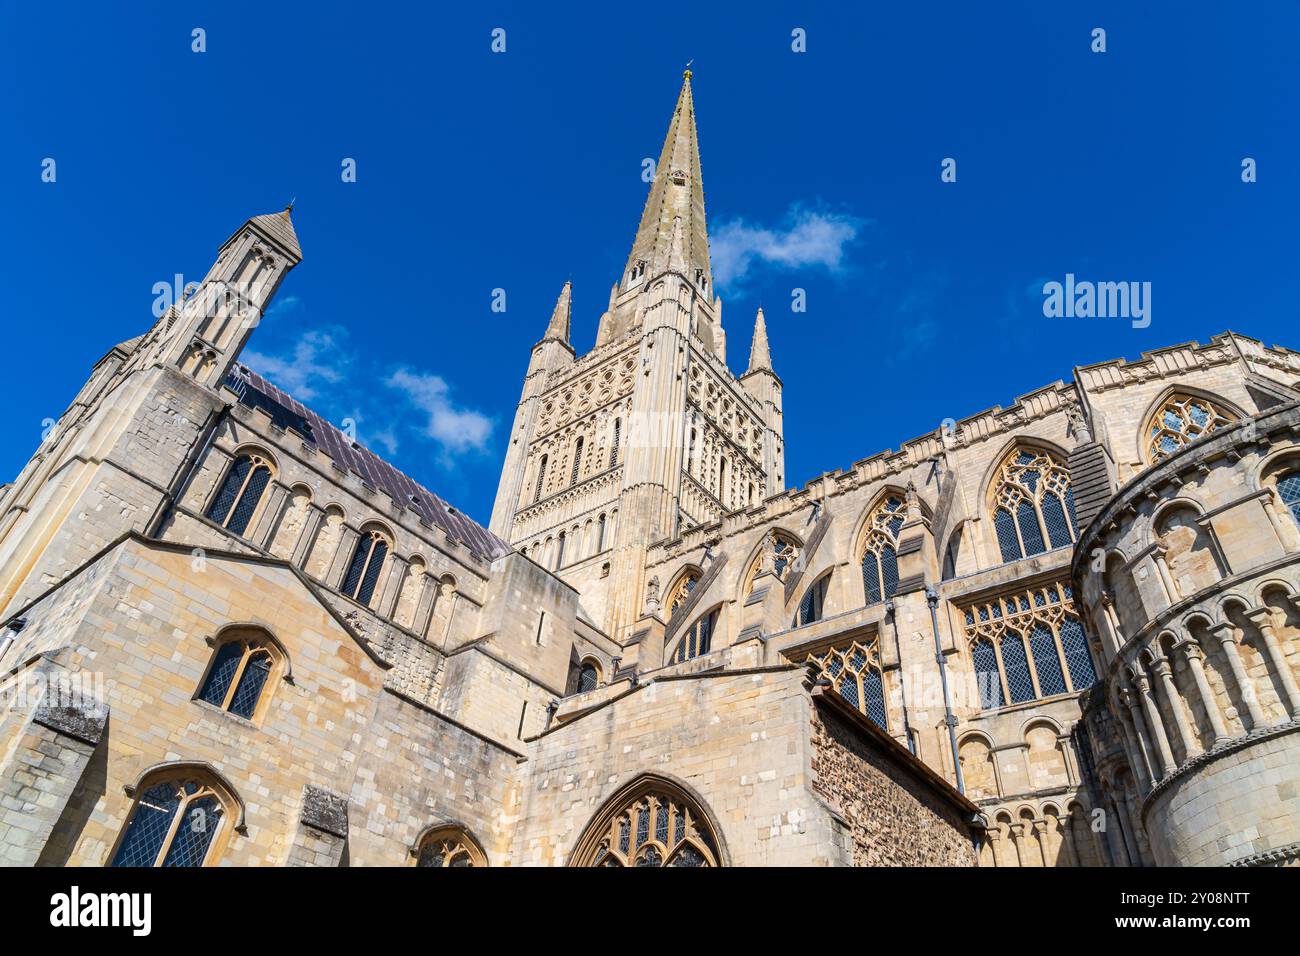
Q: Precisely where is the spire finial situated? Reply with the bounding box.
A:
[285,197,296,212]
[683,59,693,79]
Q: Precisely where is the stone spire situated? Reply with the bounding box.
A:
[543,280,572,344]
[746,307,772,373]
[623,71,711,287]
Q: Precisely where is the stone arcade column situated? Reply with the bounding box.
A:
[1209,622,1268,729]
[1245,607,1300,718]
[1150,654,1198,762]
[1176,639,1230,746]
[1132,670,1176,779]
[1119,686,1158,791]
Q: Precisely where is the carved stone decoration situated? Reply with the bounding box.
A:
[646,575,661,613]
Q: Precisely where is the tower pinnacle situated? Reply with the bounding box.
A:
[746,307,772,373]
[543,280,572,344]
[623,73,710,288]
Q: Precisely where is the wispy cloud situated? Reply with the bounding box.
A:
[243,307,493,470]
[242,328,345,401]
[711,204,866,289]
[386,368,494,458]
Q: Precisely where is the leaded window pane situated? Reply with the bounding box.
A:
[1016,500,1046,556]
[205,456,251,525]
[577,663,598,694]
[670,845,706,867]
[198,641,243,708]
[341,538,372,599]
[972,639,1004,709]
[1279,472,1300,526]
[110,784,179,867]
[357,539,388,605]
[1001,634,1036,703]
[1042,492,1073,549]
[880,544,899,599]
[225,465,270,536]
[862,669,887,730]
[862,554,882,605]
[1059,616,1097,689]
[995,508,1021,563]
[161,795,219,867]
[1146,394,1233,462]
[228,653,271,719]
[1029,623,1067,697]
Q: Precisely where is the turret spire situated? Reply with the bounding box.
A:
[623,72,710,288]
[543,280,572,344]
[747,307,772,373]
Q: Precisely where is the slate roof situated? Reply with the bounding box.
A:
[225,363,512,563]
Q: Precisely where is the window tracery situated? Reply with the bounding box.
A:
[991,449,1077,564]
[671,609,717,664]
[860,496,905,605]
[807,637,888,730]
[573,782,721,867]
[1145,394,1234,463]
[962,581,1097,710]
[745,531,800,594]
[414,827,486,867]
[110,770,234,867]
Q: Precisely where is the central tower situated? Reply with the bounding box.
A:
[490,72,785,640]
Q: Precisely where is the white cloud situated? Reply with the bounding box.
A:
[711,205,865,288]
[242,329,344,401]
[386,368,494,456]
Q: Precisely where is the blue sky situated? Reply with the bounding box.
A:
[2,2,1297,525]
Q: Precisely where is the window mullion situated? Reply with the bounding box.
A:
[155,793,188,867]
[991,637,1011,705]
[1051,620,1074,693]
[1022,633,1043,698]
[222,649,250,709]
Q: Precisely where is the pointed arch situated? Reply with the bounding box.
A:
[739,527,804,599]
[410,823,488,867]
[569,773,726,867]
[853,489,911,606]
[1137,385,1243,465]
[109,761,244,867]
[666,564,703,619]
[985,443,1078,564]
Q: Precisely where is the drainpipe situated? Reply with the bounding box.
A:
[884,598,915,754]
[926,585,965,795]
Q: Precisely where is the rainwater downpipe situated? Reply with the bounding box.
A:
[926,584,965,795]
[884,598,915,755]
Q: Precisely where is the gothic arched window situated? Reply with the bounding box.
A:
[991,448,1077,563]
[196,629,282,720]
[860,495,906,605]
[1145,393,1234,463]
[668,568,701,618]
[808,638,888,730]
[571,778,722,867]
[962,582,1097,710]
[342,527,390,607]
[671,608,716,663]
[414,826,486,867]
[205,452,273,537]
[109,769,236,867]
[795,573,830,627]
[744,532,801,594]
[576,661,600,694]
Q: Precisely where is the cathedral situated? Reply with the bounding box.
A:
[1,72,1298,868]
